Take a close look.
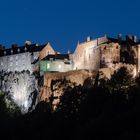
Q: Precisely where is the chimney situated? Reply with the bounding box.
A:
[134,35,137,43]
[0,45,5,51]
[87,36,91,42]
[118,34,122,41]
[12,44,18,49]
[0,44,3,51]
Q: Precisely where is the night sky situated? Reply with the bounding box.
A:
[0,0,139,53]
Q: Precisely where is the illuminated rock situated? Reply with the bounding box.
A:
[0,71,38,113]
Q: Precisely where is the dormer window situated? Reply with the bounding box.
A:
[47,63,50,69]
[24,47,27,52]
[11,49,13,54]
[0,62,3,66]
[18,48,20,53]
[4,51,6,55]
[16,56,18,60]
[50,58,53,61]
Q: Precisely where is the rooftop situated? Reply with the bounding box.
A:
[0,43,46,57]
[42,54,70,61]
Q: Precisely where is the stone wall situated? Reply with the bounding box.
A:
[39,70,98,102]
[39,43,55,60]
[100,42,120,68]
[0,52,32,72]
[72,36,108,70]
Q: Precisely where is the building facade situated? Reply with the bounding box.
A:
[40,54,72,75]
[0,43,45,73]
[1,34,140,75]
[72,36,107,70]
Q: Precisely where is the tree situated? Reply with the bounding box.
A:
[106,67,134,94]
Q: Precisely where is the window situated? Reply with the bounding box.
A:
[16,56,18,60]
[50,58,53,61]
[47,63,50,69]
[0,62,3,66]
[58,64,61,69]
[10,62,13,66]
[22,55,25,59]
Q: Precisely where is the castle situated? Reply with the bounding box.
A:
[0,34,140,76]
[1,34,140,111]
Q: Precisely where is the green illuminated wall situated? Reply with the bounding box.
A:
[40,60,72,75]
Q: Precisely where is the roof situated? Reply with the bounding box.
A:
[0,44,46,57]
[41,54,70,61]
[107,37,140,46]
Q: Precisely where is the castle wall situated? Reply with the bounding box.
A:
[0,52,38,72]
[39,43,55,60]
[100,42,120,68]
[73,39,101,70]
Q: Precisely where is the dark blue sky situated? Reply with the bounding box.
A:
[0,0,139,53]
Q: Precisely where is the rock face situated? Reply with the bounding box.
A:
[39,65,136,110]
[0,71,38,113]
[39,70,98,109]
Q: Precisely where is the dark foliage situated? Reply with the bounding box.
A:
[0,67,140,140]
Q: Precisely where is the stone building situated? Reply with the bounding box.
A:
[100,42,120,68]
[108,35,140,73]
[40,54,72,75]
[72,36,108,70]
[72,36,121,71]
[0,42,51,73]
[39,42,55,60]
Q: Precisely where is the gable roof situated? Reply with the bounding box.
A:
[39,42,56,60]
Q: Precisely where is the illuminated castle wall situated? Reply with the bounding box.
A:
[0,43,55,73]
[0,34,140,113]
[72,36,121,71]
[0,44,41,73]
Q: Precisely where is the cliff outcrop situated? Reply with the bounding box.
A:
[39,64,136,110]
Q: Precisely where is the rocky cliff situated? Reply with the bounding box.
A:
[0,71,38,113]
[39,69,106,109]
[39,64,136,110]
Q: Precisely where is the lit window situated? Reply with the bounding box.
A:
[47,63,50,69]
[0,62,3,66]
[16,56,18,60]
[22,55,25,59]
[58,65,61,69]
[10,62,13,66]
[16,61,18,66]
